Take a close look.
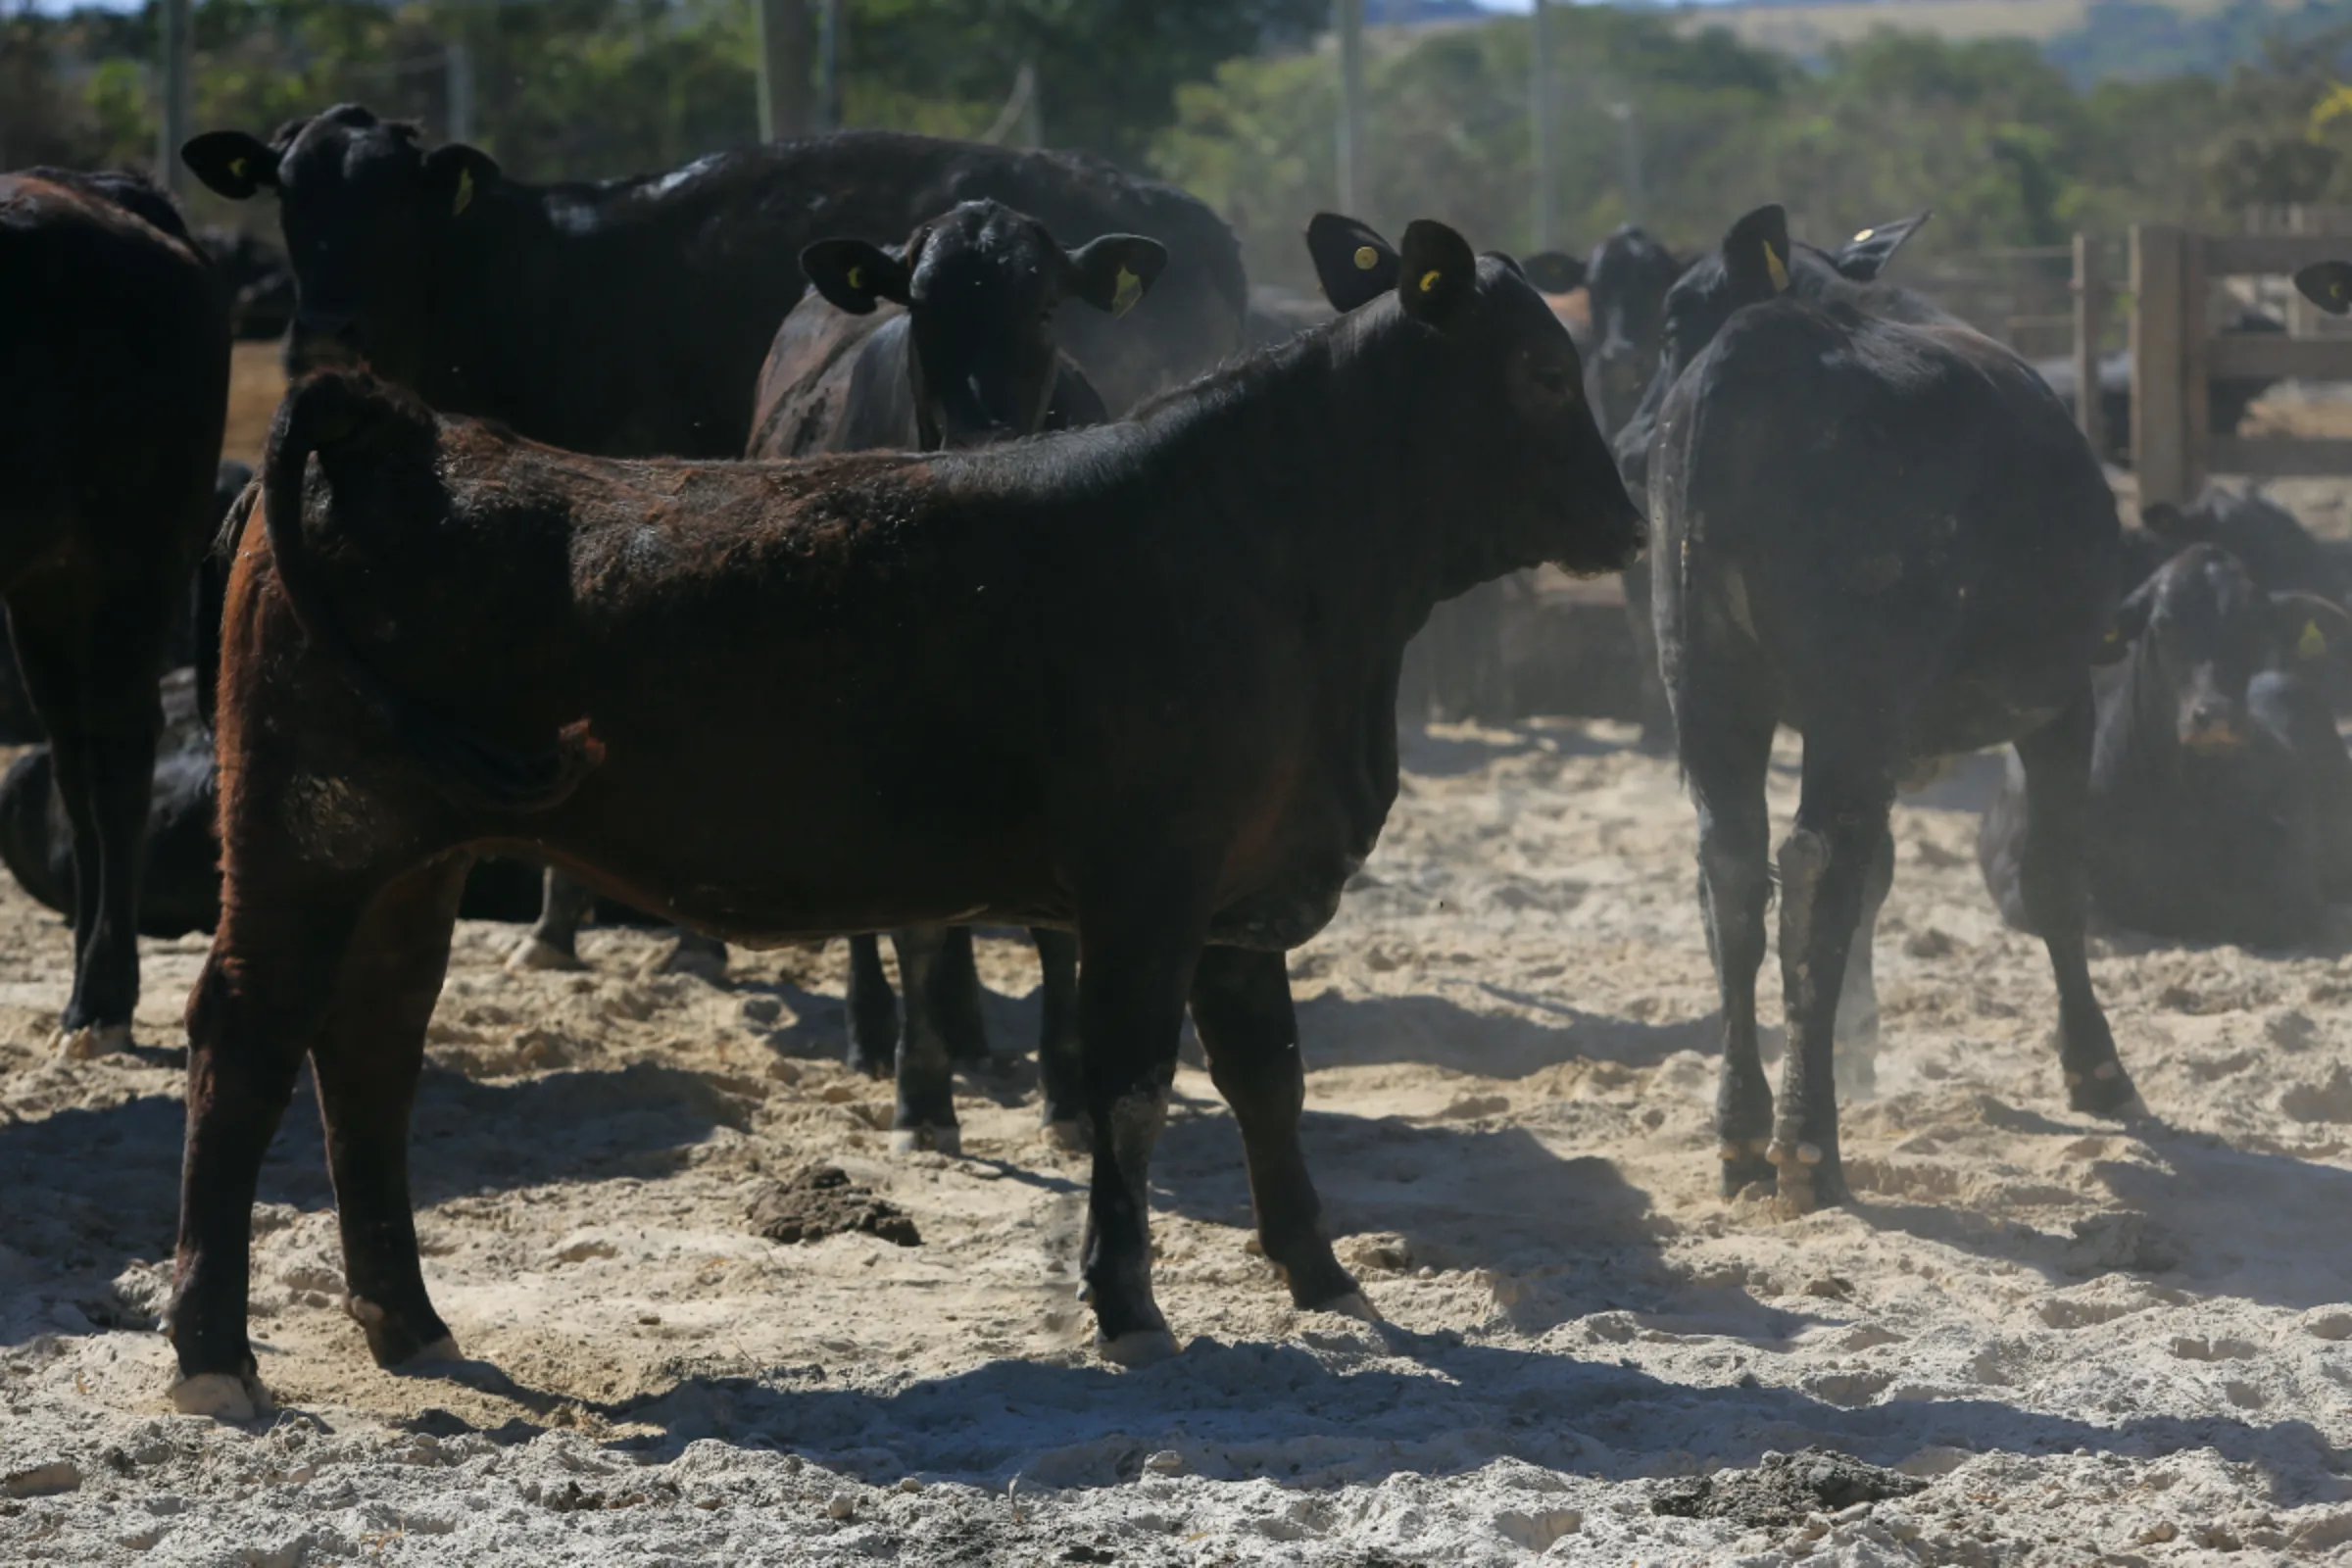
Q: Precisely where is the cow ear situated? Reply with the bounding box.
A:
[1722,204,1791,301]
[1522,250,1587,294]
[422,144,499,219]
[2295,261,2352,317]
[2274,592,2352,662]
[801,239,908,315]
[1831,212,1930,282]
[1396,219,1478,326]
[1066,234,1168,318]
[1307,213,1397,313]
[182,131,280,199]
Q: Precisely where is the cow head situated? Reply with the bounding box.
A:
[2142,487,2336,601]
[1306,214,1642,588]
[801,201,1165,450]
[2296,261,2352,317]
[1613,205,1929,495]
[183,105,500,385]
[2110,543,2350,755]
[1580,225,1684,438]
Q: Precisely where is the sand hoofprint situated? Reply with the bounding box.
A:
[2,720,2350,1564]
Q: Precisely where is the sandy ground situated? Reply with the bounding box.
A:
[2,714,2350,1566]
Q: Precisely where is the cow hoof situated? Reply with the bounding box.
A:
[402,1334,465,1368]
[1766,1143,1849,1217]
[507,936,584,973]
[51,1023,132,1060]
[654,937,728,982]
[169,1370,273,1422]
[2067,1060,2137,1117]
[1040,1117,1089,1152]
[1097,1328,1180,1368]
[890,1124,961,1157]
[1312,1290,1382,1323]
[1719,1141,1775,1199]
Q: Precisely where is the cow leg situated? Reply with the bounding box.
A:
[170,888,366,1418]
[8,587,166,1054]
[656,927,729,979]
[1833,826,1894,1101]
[1768,747,1893,1217]
[1190,947,1363,1315]
[1623,559,1678,756]
[312,858,469,1369]
[889,923,962,1155]
[932,925,992,1064]
[2015,688,2135,1115]
[1074,886,1205,1366]
[1031,927,1087,1148]
[508,867,591,972]
[1687,705,1778,1197]
[844,933,898,1077]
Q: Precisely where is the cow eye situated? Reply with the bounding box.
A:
[1531,365,1572,396]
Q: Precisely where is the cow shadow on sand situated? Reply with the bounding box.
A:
[390,1318,2339,1505]
[0,1058,736,1329]
[1848,1098,2352,1316]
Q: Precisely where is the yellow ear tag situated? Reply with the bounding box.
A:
[1764,242,1789,293]
[2336,281,2347,302]
[1111,266,1143,318]
[453,167,474,217]
[847,264,863,291]
[1419,269,1441,293]
[1852,226,1875,243]
[2301,619,2328,660]
[228,157,248,180]
[1353,245,1379,270]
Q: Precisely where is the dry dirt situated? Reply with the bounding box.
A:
[3,716,2350,1566]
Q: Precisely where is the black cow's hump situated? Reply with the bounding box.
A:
[20,166,191,244]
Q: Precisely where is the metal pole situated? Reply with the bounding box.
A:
[2072,231,2104,458]
[1335,0,1364,215]
[756,0,811,142]
[158,0,193,195]
[446,18,476,144]
[1609,101,1643,225]
[1530,0,1552,251]
[814,0,842,131]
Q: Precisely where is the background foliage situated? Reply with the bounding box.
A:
[9,0,2352,285]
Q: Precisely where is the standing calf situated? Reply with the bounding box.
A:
[168,217,1641,1415]
[748,198,1167,1151]
[0,169,229,1055]
[1617,204,2133,1215]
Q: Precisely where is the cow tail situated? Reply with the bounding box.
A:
[261,370,605,814]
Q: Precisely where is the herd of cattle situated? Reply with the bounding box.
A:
[7,106,2352,1419]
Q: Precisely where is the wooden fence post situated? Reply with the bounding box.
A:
[1335,0,1365,216]
[2072,232,2103,458]
[2131,224,2190,508]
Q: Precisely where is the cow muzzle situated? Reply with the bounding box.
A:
[2179,696,2248,755]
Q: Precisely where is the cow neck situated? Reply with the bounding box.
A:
[1111,313,1451,656]
[2110,637,2188,785]
[416,180,633,430]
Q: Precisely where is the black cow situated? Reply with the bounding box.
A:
[0,168,230,1057]
[1573,224,1692,754]
[2129,485,2345,603]
[184,106,1247,969]
[164,215,1641,1417]
[1980,544,2352,947]
[2033,309,2285,466]
[1617,203,2133,1216]
[180,107,1245,455]
[745,197,1166,1151]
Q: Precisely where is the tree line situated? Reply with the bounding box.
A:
[7,0,2352,283]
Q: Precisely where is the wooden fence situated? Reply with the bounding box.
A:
[2130,226,2352,507]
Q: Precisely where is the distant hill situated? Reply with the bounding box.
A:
[1694,0,2352,79]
